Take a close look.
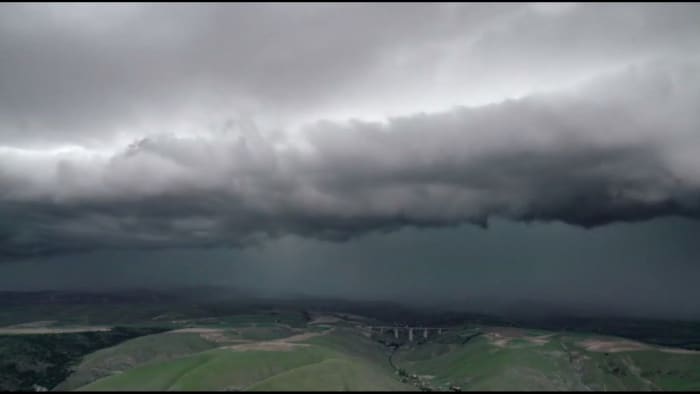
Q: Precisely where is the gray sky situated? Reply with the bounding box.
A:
[1,3,700,318]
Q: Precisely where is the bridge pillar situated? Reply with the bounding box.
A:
[394,328,399,339]
[409,328,414,342]
[379,327,384,334]
[423,328,428,339]
[438,328,443,335]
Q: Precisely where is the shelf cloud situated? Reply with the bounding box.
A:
[1,3,700,261]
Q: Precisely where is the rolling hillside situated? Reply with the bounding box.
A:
[76,327,413,391]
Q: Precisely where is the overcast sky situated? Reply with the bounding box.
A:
[1,3,700,318]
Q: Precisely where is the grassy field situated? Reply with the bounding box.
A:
[35,321,700,392]
[392,326,700,391]
[77,327,412,391]
[3,298,700,392]
[58,324,315,390]
[56,331,220,390]
[247,357,408,391]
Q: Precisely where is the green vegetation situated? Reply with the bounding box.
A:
[0,304,173,328]
[56,331,219,390]
[80,347,325,391]
[396,335,587,390]
[2,298,700,392]
[392,328,700,391]
[0,326,166,391]
[79,328,412,391]
[0,301,310,330]
[199,311,309,328]
[248,357,409,391]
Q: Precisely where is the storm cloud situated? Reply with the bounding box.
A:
[2,3,700,261]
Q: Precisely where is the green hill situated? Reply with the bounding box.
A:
[392,326,700,391]
[56,331,218,390]
[77,328,413,391]
[49,322,700,391]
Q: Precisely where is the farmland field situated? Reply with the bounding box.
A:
[1,293,699,391]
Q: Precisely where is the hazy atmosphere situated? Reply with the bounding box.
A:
[2,3,700,318]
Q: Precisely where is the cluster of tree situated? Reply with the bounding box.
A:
[0,326,167,391]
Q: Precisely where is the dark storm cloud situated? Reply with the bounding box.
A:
[2,59,700,260]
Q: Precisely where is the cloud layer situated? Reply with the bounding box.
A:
[2,4,700,260]
[2,60,700,260]
[2,3,700,146]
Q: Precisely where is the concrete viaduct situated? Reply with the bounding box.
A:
[365,326,450,342]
